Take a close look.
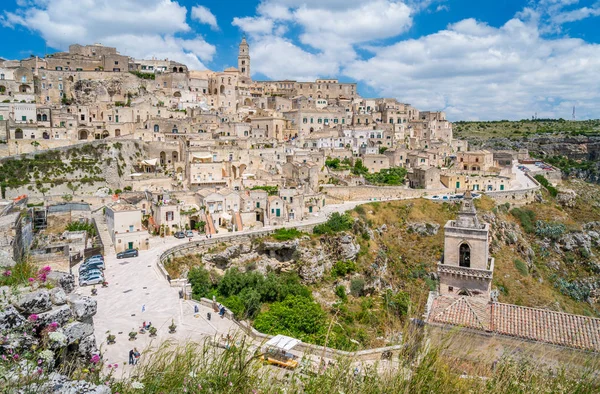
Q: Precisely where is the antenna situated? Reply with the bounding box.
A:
[572,106,576,120]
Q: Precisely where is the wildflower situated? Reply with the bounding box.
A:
[108,364,113,369]
[189,371,197,378]
[113,363,118,368]
[37,359,43,365]
[28,314,39,322]
[42,265,52,273]
[2,355,6,361]
[90,354,100,364]
[2,270,11,277]
[224,372,228,377]
[82,368,89,373]
[37,367,43,374]
[39,350,54,364]
[229,382,233,386]
[131,381,145,390]
[48,331,67,346]
[28,278,35,283]
[13,354,19,361]
[198,385,202,390]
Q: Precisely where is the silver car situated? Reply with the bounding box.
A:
[79,272,104,286]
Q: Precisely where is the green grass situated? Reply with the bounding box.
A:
[454,119,600,140]
[513,259,529,276]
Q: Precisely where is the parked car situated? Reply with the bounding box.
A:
[117,249,139,259]
[80,269,103,279]
[79,273,104,286]
[80,260,105,271]
[174,231,186,239]
[85,255,103,261]
[185,230,194,238]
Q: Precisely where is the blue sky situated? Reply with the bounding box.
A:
[1,0,600,121]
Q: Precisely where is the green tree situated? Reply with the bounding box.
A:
[188,267,212,299]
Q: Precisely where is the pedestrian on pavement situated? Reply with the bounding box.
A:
[128,349,134,365]
[142,304,146,313]
[133,348,140,365]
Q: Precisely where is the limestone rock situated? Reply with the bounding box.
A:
[78,334,98,358]
[30,373,111,394]
[50,287,67,305]
[67,294,97,321]
[203,244,243,267]
[0,250,16,268]
[407,222,440,236]
[260,240,299,261]
[94,187,111,198]
[556,189,577,208]
[11,289,52,314]
[37,304,72,327]
[0,305,26,330]
[63,321,94,345]
[47,271,75,294]
[337,234,360,260]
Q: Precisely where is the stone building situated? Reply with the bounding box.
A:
[438,191,494,297]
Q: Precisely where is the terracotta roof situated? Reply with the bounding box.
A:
[427,295,600,352]
[491,303,600,352]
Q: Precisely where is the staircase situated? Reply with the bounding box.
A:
[205,213,217,235]
[92,210,115,255]
[233,211,243,232]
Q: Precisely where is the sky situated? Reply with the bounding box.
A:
[1,0,599,121]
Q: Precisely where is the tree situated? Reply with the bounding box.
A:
[188,267,212,299]
[351,159,369,176]
[325,157,340,169]
[195,221,206,232]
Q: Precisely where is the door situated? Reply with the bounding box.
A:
[455,182,460,189]
[128,242,133,250]
[309,206,313,213]
[276,208,281,217]
[500,184,505,191]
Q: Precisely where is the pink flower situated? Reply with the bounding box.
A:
[42,265,52,273]
[108,364,112,369]
[49,322,59,330]
[2,355,7,361]
[2,270,11,277]
[229,382,233,386]
[37,367,43,374]
[28,314,39,322]
[223,372,228,377]
[28,278,35,283]
[13,354,19,361]
[90,354,100,364]
[113,363,118,368]
[198,385,202,390]
[38,359,43,365]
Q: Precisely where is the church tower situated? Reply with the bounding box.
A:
[238,36,250,79]
[438,191,494,298]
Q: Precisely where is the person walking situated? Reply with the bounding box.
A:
[133,347,140,365]
[128,349,134,365]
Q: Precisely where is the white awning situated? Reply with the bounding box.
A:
[221,212,232,221]
[129,173,143,177]
[192,152,212,159]
[141,158,158,166]
[265,335,301,351]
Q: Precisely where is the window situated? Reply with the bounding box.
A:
[129,225,134,232]
[459,243,470,267]
[0,74,4,80]
[80,114,85,121]
[21,76,27,83]
[256,202,260,208]
[115,61,119,65]
[166,211,174,221]
[59,84,63,90]
[303,118,307,124]
[22,116,27,121]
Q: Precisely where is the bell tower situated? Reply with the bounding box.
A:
[438,191,494,297]
[238,36,250,79]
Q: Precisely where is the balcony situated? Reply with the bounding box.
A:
[437,258,494,280]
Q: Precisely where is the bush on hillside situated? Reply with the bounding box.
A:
[534,174,558,197]
[510,208,536,233]
[313,212,354,235]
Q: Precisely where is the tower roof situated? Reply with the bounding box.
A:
[455,191,480,228]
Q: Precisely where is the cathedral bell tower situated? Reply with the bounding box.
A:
[238,36,250,79]
[438,191,494,298]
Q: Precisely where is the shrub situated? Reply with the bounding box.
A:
[331,260,357,278]
[350,278,365,297]
[188,267,212,299]
[535,221,566,241]
[510,208,536,233]
[313,212,353,235]
[354,205,365,215]
[250,185,278,195]
[335,285,347,301]
[513,259,529,276]
[65,221,96,237]
[271,228,304,241]
[534,174,558,197]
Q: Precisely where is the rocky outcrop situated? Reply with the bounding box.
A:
[557,190,577,208]
[21,372,111,394]
[11,289,52,314]
[0,305,26,330]
[47,271,75,294]
[407,222,440,236]
[67,294,97,321]
[260,240,300,261]
[202,244,246,267]
[0,250,17,268]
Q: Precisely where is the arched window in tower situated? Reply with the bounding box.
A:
[459,243,470,267]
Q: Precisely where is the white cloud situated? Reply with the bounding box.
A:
[2,0,215,70]
[344,16,600,120]
[191,5,219,30]
[232,16,274,36]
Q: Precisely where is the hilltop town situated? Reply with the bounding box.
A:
[1,40,599,393]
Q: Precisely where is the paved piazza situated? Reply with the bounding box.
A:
[73,201,368,374]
